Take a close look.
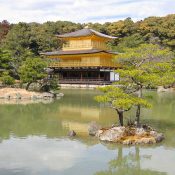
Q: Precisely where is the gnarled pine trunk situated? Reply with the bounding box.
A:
[136,104,141,126]
[136,87,142,127]
[116,110,124,126]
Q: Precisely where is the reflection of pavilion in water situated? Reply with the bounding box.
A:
[60,104,115,136]
[56,89,116,136]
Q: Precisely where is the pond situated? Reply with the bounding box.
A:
[0,89,174,175]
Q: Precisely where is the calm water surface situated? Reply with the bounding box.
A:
[0,89,174,175]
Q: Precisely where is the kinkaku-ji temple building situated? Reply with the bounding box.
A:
[43,27,120,85]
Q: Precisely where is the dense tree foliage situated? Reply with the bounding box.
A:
[0,72,14,85]
[19,57,47,90]
[0,49,12,70]
[0,49,15,85]
[3,21,82,56]
[1,14,175,56]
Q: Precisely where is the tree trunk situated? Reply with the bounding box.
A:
[117,110,124,126]
[26,82,32,90]
[136,87,142,127]
[136,104,141,126]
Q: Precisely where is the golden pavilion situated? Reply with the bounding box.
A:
[43,27,119,85]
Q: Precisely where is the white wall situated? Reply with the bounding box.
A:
[110,72,119,81]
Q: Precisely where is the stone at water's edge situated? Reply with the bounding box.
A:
[0,88,64,100]
[150,131,165,143]
[68,130,76,137]
[96,126,164,145]
[88,121,101,136]
[96,127,126,142]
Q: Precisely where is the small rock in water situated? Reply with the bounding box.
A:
[155,133,164,143]
[150,131,164,142]
[88,121,101,136]
[68,130,76,137]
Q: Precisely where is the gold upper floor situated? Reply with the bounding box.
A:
[48,52,119,68]
[62,36,109,51]
[57,28,116,51]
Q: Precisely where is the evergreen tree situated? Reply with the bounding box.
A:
[116,44,175,125]
[19,57,47,90]
[95,86,150,126]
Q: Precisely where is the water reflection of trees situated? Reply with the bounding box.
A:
[142,91,175,147]
[143,91,175,122]
[95,146,166,175]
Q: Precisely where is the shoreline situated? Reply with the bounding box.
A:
[0,87,63,104]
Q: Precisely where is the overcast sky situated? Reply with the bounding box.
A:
[0,0,175,23]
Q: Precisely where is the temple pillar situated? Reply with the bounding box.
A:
[98,72,101,80]
[80,71,83,81]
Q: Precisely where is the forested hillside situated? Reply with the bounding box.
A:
[0,14,175,84]
[1,14,175,55]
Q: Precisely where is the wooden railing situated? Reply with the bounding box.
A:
[63,44,92,50]
[49,61,117,68]
[59,78,112,84]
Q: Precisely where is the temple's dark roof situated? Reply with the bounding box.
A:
[56,28,117,39]
[42,49,118,56]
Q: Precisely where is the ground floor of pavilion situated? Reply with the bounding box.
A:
[51,68,119,85]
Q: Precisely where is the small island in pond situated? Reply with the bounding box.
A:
[88,120,165,145]
[96,126,164,145]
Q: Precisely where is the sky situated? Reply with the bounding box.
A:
[0,0,175,24]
